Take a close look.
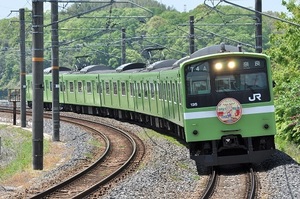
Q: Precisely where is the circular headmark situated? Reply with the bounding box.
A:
[216,98,242,124]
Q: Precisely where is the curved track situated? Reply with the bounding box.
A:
[0,107,145,198]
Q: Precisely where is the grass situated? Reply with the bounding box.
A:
[275,135,300,163]
[142,128,186,147]
[0,125,49,182]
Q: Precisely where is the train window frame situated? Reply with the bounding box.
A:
[130,82,135,97]
[184,57,270,109]
[121,82,126,96]
[97,82,102,94]
[78,81,82,93]
[172,82,176,104]
[87,81,92,94]
[163,83,166,100]
[158,83,162,100]
[69,82,74,93]
[144,82,148,98]
[137,83,141,98]
[105,81,110,95]
[113,81,117,95]
[178,82,182,104]
[168,82,171,102]
[150,82,155,99]
[215,72,268,92]
[49,81,52,92]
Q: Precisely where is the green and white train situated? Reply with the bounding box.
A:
[26,44,276,166]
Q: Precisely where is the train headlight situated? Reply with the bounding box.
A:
[228,61,236,69]
[215,62,223,70]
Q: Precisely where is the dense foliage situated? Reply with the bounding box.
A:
[0,1,273,91]
[267,0,300,147]
[0,0,299,146]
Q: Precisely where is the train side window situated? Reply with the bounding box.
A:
[121,82,126,96]
[113,82,117,95]
[96,82,100,93]
[144,83,148,98]
[158,83,162,100]
[168,83,171,101]
[97,82,103,94]
[78,82,82,93]
[137,83,141,98]
[105,82,110,94]
[87,82,92,94]
[99,82,103,94]
[150,83,155,99]
[130,83,135,97]
[69,82,74,93]
[49,81,52,92]
[172,83,176,103]
[178,83,181,104]
[163,83,166,100]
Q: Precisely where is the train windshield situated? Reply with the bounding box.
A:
[184,57,271,108]
[215,73,267,92]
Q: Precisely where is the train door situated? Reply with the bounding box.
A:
[76,80,84,104]
[166,82,171,118]
[128,81,136,111]
[155,82,161,116]
[68,80,76,104]
[86,81,94,105]
[103,80,112,107]
[143,81,150,112]
[82,80,86,104]
[112,81,119,108]
[97,80,103,107]
[74,80,80,104]
[120,81,129,109]
[172,81,178,119]
[59,76,65,105]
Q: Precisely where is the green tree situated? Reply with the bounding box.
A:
[267,0,300,146]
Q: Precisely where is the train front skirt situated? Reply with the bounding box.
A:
[189,135,275,166]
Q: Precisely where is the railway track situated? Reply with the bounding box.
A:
[0,107,146,198]
[200,165,257,199]
[1,105,259,198]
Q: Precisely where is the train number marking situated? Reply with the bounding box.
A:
[249,93,261,101]
[190,102,198,107]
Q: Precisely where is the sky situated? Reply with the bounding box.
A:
[0,0,289,20]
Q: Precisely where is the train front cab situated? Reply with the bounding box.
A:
[181,52,276,166]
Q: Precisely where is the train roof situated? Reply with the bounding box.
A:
[146,59,177,71]
[190,44,243,58]
[80,64,113,73]
[43,66,72,74]
[116,62,146,72]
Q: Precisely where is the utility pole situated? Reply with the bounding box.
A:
[189,16,195,54]
[255,0,262,53]
[51,0,60,141]
[32,0,44,170]
[121,27,126,64]
[19,8,26,127]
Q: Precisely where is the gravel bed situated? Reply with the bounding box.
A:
[0,114,96,198]
[1,111,300,198]
[255,150,300,199]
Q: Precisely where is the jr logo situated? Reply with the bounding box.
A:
[249,93,262,101]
